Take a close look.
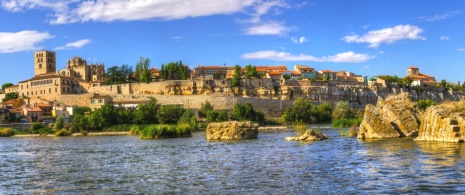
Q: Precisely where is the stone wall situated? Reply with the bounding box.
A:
[0,123,33,131]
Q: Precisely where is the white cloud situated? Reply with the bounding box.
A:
[440,36,450,40]
[342,25,425,48]
[241,50,374,63]
[458,48,465,52]
[244,21,293,36]
[55,39,91,50]
[0,30,53,53]
[2,0,261,24]
[291,36,308,44]
[364,65,370,69]
[418,11,461,22]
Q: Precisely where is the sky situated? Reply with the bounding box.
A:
[1,0,464,85]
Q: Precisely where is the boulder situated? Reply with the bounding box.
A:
[285,129,329,141]
[206,121,259,140]
[358,93,420,139]
[415,101,465,142]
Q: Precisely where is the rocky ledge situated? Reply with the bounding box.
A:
[285,129,329,141]
[415,101,465,143]
[358,93,420,139]
[206,121,259,140]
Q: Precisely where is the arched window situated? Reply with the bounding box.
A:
[39,64,42,69]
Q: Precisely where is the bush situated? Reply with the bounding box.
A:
[331,117,362,128]
[54,116,64,130]
[0,128,15,137]
[332,101,354,120]
[103,124,134,132]
[31,122,45,131]
[129,125,140,135]
[418,99,436,111]
[293,120,307,136]
[139,124,192,139]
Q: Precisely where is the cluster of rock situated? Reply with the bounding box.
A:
[285,129,329,141]
[415,101,465,142]
[206,121,259,140]
[358,93,421,139]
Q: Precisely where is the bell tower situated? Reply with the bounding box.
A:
[34,50,56,76]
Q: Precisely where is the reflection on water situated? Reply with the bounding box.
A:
[1,129,465,194]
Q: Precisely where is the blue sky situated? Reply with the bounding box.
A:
[1,0,464,85]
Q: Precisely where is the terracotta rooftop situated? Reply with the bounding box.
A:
[23,106,42,112]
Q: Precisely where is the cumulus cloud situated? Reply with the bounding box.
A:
[440,36,450,40]
[291,36,308,44]
[0,30,53,53]
[241,50,374,63]
[244,21,293,36]
[418,11,461,22]
[1,0,261,24]
[342,25,425,48]
[54,39,91,50]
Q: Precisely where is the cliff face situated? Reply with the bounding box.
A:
[415,101,465,142]
[358,93,421,139]
[206,121,259,140]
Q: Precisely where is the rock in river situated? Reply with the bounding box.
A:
[358,93,421,139]
[285,129,329,141]
[206,121,259,140]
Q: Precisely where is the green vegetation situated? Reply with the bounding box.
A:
[293,120,307,136]
[135,56,151,83]
[283,74,290,80]
[74,107,91,115]
[282,98,332,124]
[54,129,71,136]
[2,83,14,91]
[2,92,19,102]
[417,99,436,111]
[160,61,189,80]
[158,105,185,124]
[30,123,54,135]
[0,128,15,137]
[245,64,258,78]
[200,100,214,117]
[231,65,242,87]
[54,116,64,130]
[104,64,133,85]
[330,101,361,128]
[139,124,192,139]
[230,102,265,122]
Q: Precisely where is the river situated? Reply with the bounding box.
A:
[1,128,465,194]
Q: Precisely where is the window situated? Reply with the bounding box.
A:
[91,100,95,104]
[39,64,42,68]
[98,99,103,103]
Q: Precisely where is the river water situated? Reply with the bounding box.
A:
[1,128,465,194]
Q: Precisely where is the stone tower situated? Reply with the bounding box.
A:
[67,56,89,81]
[34,50,56,76]
[407,66,419,76]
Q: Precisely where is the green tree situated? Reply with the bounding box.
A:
[230,103,264,122]
[230,103,245,120]
[89,104,117,129]
[158,105,185,124]
[245,65,258,78]
[104,64,133,84]
[134,97,158,124]
[74,107,91,115]
[2,83,13,91]
[117,109,134,124]
[231,65,242,87]
[418,99,436,111]
[73,114,88,131]
[178,109,199,130]
[403,76,413,86]
[332,101,353,120]
[217,110,228,122]
[282,97,315,123]
[314,103,333,123]
[160,61,189,80]
[200,100,214,117]
[135,56,151,83]
[2,92,19,102]
[283,74,291,80]
[54,116,64,130]
[206,110,220,122]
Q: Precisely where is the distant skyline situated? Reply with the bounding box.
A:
[1,0,464,85]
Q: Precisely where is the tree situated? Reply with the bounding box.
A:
[332,101,353,120]
[231,65,242,87]
[230,103,264,122]
[74,107,91,115]
[160,61,189,80]
[2,92,19,102]
[73,114,88,132]
[158,105,185,124]
[245,65,258,78]
[200,100,214,117]
[135,57,151,83]
[217,110,228,122]
[178,109,198,130]
[117,109,134,124]
[403,76,413,86]
[206,110,220,122]
[134,97,158,124]
[88,104,117,129]
[283,74,291,80]
[2,83,13,91]
[282,97,315,123]
[54,116,64,130]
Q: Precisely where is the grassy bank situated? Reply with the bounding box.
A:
[139,124,193,139]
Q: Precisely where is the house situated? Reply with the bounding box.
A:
[290,71,301,80]
[37,103,53,116]
[267,70,283,80]
[52,109,71,122]
[8,108,21,122]
[293,65,317,79]
[23,105,43,123]
[1,99,22,109]
[318,70,337,81]
[89,94,113,110]
[407,66,436,86]
[336,71,358,82]
[0,108,8,124]
[193,65,229,79]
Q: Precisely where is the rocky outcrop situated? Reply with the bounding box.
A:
[415,101,465,142]
[285,129,329,141]
[358,93,421,139]
[206,121,259,140]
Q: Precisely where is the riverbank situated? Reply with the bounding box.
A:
[12,131,131,137]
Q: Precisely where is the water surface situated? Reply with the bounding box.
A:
[1,129,465,194]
